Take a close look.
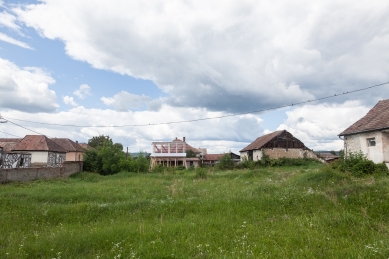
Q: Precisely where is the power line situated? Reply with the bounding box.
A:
[6,120,46,136]
[0,130,21,138]
[3,81,389,128]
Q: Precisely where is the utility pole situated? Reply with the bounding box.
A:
[126,147,129,158]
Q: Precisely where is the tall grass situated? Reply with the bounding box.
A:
[1,165,389,258]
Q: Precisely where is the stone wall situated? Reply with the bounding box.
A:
[0,161,83,183]
[263,148,326,163]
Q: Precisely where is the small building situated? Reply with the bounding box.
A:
[339,99,389,168]
[203,152,241,166]
[0,138,31,169]
[316,152,340,163]
[240,130,324,162]
[51,138,85,161]
[150,137,201,169]
[12,135,66,167]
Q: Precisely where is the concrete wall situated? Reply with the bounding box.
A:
[30,151,48,163]
[0,161,83,183]
[345,131,386,164]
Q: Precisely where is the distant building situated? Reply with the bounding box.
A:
[203,152,241,166]
[240,130,324,162]
[339,99,389,168]
[150,137,202,169]
[51,138,85,161]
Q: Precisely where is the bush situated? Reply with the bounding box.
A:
[216,154,235,170]
[195,168,208,179]
[331,151,389,176]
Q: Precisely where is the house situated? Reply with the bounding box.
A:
[203,152,241,166]
[12,135,66,167]
[51,138,85,161]
[240,130,324,162]
[150,137,202,169]
[339,99,389,168]
[0,138,32,169]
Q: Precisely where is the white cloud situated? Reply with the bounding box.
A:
[14,1,389,112]
[101,91,150,111]
[0,105,264,154]
[73,84,91,99]
[0,10,20,30]
[0,32,32,49]
[0,58,58,112]
[276,101,370,151]
[63,96,78,106]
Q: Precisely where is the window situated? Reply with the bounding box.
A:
[367,138,376,147]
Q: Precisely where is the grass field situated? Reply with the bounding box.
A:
[1,165,389,258]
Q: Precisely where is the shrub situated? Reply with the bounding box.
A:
[195,168,208,179]
[331,151,389,176]
[216,154,235,170]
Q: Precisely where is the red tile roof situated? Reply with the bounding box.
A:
[339,99,389,136]
[12,135,66,152]
[51,138,84,152]
[240,130,283,152]
[203,154,224,161]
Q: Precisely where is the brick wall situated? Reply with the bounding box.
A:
[0,161,83,183]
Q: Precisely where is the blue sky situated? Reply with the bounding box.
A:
[0,0,388,153]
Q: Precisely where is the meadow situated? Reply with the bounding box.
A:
[1,164,389,258]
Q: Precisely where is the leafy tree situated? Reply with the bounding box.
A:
[186,149,197,158]
[83,136,125,175]
[330,150,336,155]
[88,135,112,149]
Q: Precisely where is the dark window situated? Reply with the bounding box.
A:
[367,138,376,147]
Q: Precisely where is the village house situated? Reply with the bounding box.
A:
[339,99,389,168]
[12,135,66,167]
[150,137,202,169]
[0,138,31,169]
[51,138,85,161]
[240,130,324,162]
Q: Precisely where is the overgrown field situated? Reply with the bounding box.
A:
[1,165,389,258]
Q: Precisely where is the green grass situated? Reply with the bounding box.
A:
[1,165,389,258]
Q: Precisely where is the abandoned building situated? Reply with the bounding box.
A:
[240,130,324,162]
[150,137,202,169]
[12,135,67,167]
[339,99,389,168]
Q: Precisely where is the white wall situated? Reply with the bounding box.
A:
[345,131,386,164]
[30,151,48,163]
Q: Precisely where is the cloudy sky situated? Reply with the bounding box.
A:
[0,0,388,154]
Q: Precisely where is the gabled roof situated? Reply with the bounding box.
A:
[51,138,84,152]
[12,135,66,152]
[339,99,389,136]
[240,130,283,152]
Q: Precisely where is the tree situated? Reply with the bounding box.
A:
[186,149,197,158]
[83,135,125,175]
[330,150,336,155]
[88,135,112,149]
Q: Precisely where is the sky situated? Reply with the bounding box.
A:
[0,0,388,154]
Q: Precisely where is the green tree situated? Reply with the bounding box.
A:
[186,149,197,158]
[88,135,112,149]
[216,153,235,170]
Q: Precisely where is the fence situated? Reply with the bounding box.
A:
[0,161,83,183]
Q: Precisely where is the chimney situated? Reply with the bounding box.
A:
[183,137,186,142]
